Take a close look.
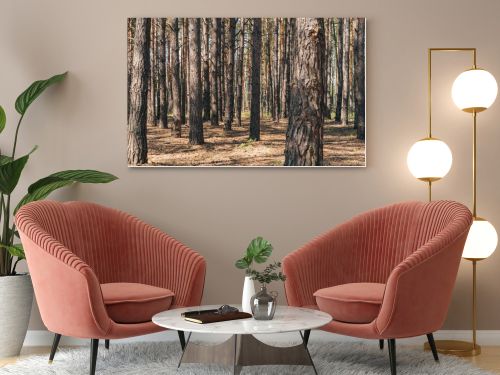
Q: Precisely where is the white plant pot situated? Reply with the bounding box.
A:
[241,276,255,313]
[0,274,33,358]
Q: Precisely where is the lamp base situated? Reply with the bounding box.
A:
[423,340,481,357]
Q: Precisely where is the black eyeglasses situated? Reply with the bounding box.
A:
[215,305,239,315]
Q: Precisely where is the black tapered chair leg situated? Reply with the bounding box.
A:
[388,339,396,375]
[303,329,311,347]
[105,339,110,350]
[48,333,62,363]
[426,333,439,362]
[90,339,99,375]
[177,330,186,350]
[379,339,384,350]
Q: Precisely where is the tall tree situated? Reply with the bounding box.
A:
[188,18,204,145]
[249,19,262,141]
[219,19,225,122]
[180,19,188,124]
[265,19,273,118]
[353,18,365,140]
[214,18,223,124]
[341,18,350,125]
[209,18,219,126]
[323,19,331,119]
[128,18,150,165]
[127,18,136,122]
[224,18,237,131]
[235,19,245,127]
[158,18,168,129]
[273,19,280,121]
[334,18,344,122]
[281,19,289,117]
[147,19,156,126]
[169,18,182,137]
[284,18,324,166]
[202,18,211,121]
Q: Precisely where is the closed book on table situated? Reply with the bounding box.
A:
[183,311,252,324]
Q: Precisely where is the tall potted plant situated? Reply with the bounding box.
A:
[0,72,117,357]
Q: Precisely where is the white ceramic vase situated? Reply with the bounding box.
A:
[241,275,255,313]
[0,274,34,358]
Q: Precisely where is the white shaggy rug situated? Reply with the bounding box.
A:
[0,341,494,374]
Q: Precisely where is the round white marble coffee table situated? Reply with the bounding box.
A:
[153,305,332,374]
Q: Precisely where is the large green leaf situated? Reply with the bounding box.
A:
[14,169,118,214]
[15,72,67,115]
[0,148,37,194]
[246,237,273,264]
[235,258,250,269]
[0,244,25,260]
[0,105,5,134]
[28,170,117,193]
[16,180,73,212]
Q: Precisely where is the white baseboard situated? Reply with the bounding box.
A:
[23,329,500,347]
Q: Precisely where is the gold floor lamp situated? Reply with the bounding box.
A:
[407,48,498,356]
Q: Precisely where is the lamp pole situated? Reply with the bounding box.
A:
[423,48,484,357]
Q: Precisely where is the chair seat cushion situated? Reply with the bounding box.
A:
[101,283,174,324]
[313,283,385,324]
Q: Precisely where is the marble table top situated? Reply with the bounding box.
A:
[152,305,332,335]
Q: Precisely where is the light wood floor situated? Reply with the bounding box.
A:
[2,345,500,372]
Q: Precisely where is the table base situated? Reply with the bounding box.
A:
[178,331,317,374]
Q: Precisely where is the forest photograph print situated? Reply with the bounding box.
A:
[127,17,366,167]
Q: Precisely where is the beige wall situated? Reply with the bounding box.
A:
[1,0,500,331]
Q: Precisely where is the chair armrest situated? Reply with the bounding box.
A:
[126,219,206,307]
[283,220,358,307]
[18,230,111,339]
[375,227,470,338]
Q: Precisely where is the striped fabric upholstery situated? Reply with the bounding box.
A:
[15,200,206,339]
[283,200,472,339]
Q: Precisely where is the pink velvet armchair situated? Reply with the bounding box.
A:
[16,200,206,375]
[283,200,472,375]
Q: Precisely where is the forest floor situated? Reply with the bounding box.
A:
[146,115,365,167]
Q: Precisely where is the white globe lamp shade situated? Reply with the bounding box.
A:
[462,218,498,260]
[452,69,498,113]
[407,138,453,181]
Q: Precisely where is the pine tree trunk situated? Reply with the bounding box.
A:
[219,19,225,122]
[127,18,136,122]
[279,19,287,118]
[202,18,211,121]
[285,18,294,119]
[128,18,150,165]
[147,19,156,126]
[188,18,204,145]
[210,18,219,126]
[181,19,188,124]
[329,19,337,116]
[349,20,355,128]
[216,19,223,123]
[169,18,182,138]
[266,19,273,118]
[224,18,237,131]
[284,18,324,166]
[158,18,168,129]
[282,20,289,118]
[273,18,280,122]
[334,18,344,122]
[235,19,245,127]
[249,18,262,141]
[323,19,331,119]
[167,32,173,113]
[341,18,350,125]
[354,18,365,140]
